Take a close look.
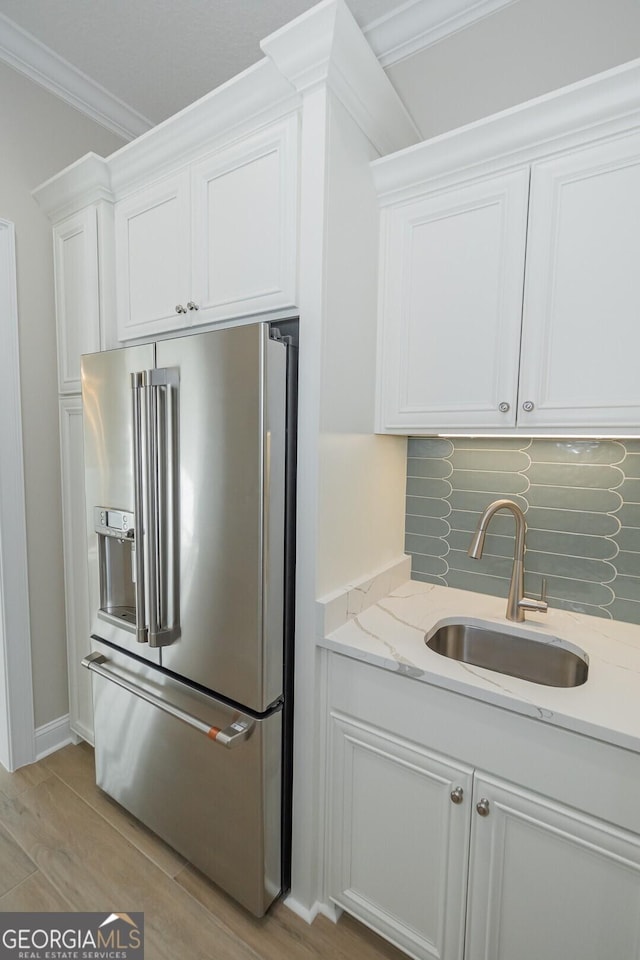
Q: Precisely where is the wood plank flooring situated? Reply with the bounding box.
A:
[0,743,406,960]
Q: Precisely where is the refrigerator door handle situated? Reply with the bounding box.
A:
[82,653,255,748]
[131,372,148,644]
[141,366,181,648]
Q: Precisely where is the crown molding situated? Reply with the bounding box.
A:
[261,0,419,156]
[32,152,113,221]
[372,58,640,203]
[107,58,299,197]
[0,13,151,141]
[364,0,520,68]
[1,0,519,148]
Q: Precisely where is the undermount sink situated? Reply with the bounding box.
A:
[425,621,588,688]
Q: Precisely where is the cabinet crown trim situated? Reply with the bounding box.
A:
[261,0,419,156]
[372,57,640,202]
[32,153,112,221]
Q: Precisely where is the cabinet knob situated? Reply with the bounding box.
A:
[476,798,490,817]
[522,400,535,412]
[498,402,510,413]
[450,786,464,804]
[186,301,199,311]
[175,304,187,314]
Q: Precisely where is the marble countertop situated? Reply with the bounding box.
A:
[319,580,640,754]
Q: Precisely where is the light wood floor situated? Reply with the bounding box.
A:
[0,743,406,960]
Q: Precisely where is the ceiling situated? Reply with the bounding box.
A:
[0,0,408,128]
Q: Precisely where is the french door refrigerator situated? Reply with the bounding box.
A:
[80,320,296,917]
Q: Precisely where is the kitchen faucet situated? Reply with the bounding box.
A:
[467,498,548,623]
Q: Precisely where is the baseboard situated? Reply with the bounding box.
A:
[35,714,77,760]
[283,895,342,925]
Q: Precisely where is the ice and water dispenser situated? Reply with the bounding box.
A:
[94,507,137,630]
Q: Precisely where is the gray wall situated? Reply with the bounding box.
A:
[388,0,640,139]
[0,61,125,728]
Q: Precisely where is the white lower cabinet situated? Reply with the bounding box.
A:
[329,713,472,960]
[465,775,640,960]
[326,654,640,960]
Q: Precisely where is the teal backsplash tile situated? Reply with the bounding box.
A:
[622,454,640,478]
[615,504,640,528]
[449,449,531,472]
[450,469,529,494]
[526,485,622,512]
[408,438,455,458]
[526,462,624,489]
[612,576,640,602]
[529,439,625,464]
[405,437,640,626]
[407,457,453,479]
[519,505,620,535]
[619,478,640,501]
[615,527,640,551]
[406,476,452,499]
[525,529,618,560]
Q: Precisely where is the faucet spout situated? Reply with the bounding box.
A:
[467,498,547,623]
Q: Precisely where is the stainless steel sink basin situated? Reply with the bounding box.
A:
[425,621,588,687]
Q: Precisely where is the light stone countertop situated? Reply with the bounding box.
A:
[319,580,640,755]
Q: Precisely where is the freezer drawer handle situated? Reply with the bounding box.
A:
[82,652,255,748]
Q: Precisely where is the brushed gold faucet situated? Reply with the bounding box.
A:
[468,498,548,622]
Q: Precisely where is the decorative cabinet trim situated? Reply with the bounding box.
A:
[372,58,640,204]
[261,0,418,156]
[58,397,93,744]
[53,207,101,393]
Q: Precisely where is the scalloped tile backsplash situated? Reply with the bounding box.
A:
[405,438,640,624]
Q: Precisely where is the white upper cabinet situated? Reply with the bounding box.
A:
[377,169,529,431]
[191,118,298,323]
[115,116,298,340]
[115,171,191,339]
[53,207,101,393]
[373,61,640,435]
[518,129,640,428]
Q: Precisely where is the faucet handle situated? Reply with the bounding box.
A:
[519,577,549,615]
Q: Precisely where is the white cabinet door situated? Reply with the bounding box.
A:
[377,169,530,432]
[59,397,93,743]
[115,171,191,340]
[190,116,298,322]
[519,130,640,429]
[328,711,473,960]
[466,775,640,960]
[53,208,101,393]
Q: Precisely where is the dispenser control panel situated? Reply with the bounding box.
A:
[94,507,134,538]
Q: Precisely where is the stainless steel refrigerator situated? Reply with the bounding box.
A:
[80,320,296,917]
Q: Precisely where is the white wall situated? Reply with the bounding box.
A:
[388,0,640,139]
[0,61,125,728]
[318,94,406,597]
